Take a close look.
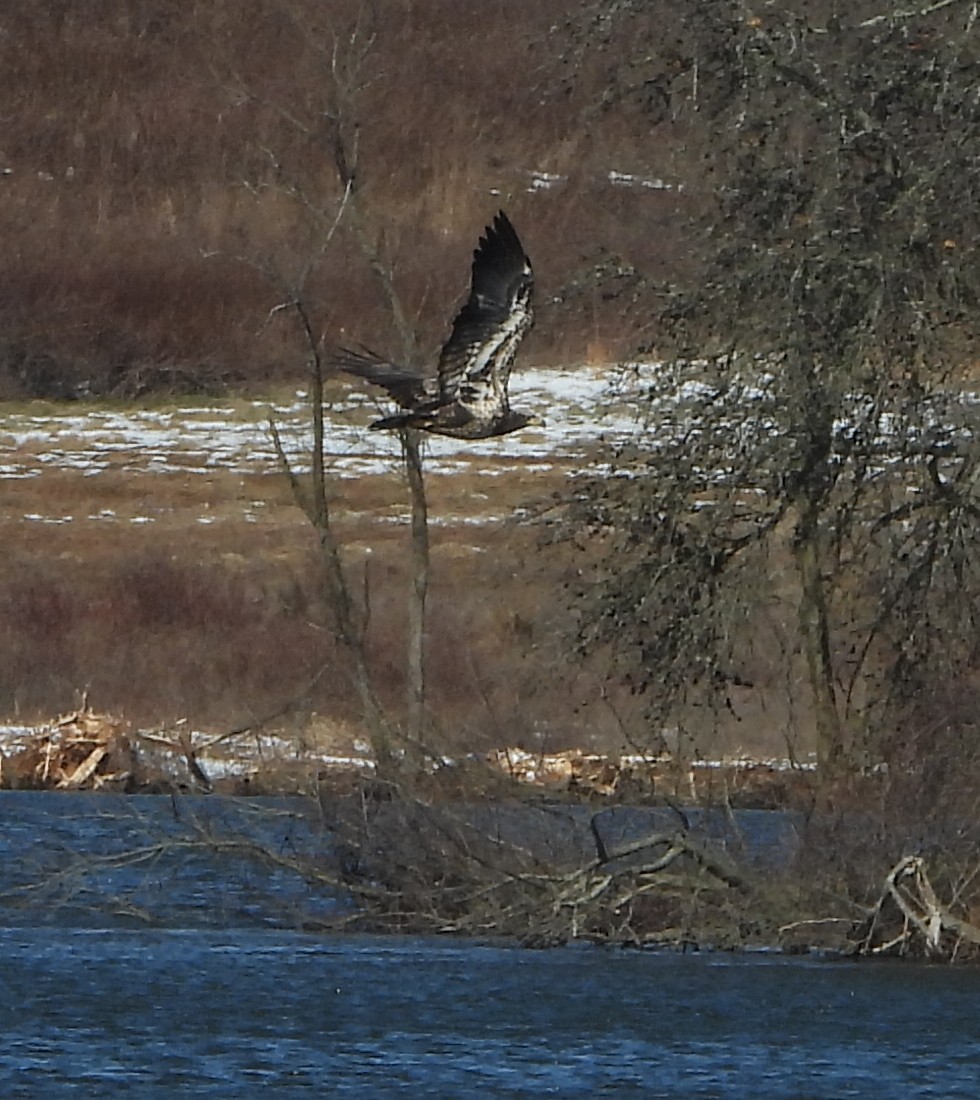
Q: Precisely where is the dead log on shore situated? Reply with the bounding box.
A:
[856,855,980,960]
[485,746,814,807]
[516,825,751,946]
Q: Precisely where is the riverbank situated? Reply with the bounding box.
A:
[0,706,819,812]
[2,780,978,964]
[4,372,980,961]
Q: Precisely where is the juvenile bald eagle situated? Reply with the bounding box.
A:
[334,211,542,439]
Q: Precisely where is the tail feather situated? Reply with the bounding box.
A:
[332,346,429,409]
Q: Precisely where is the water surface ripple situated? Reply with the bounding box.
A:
[3,932,979,1098]
[2,793,979,1097]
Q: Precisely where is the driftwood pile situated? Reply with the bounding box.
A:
[487,747,811,807]
[1,709,137,790]
[0,709,227,792]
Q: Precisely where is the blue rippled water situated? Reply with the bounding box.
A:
[3,931,980,1098]
[2,793,979,1098]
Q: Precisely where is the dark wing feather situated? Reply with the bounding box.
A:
[331,347,431,409]
[437,211,534,413]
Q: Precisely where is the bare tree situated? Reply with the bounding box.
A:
[562,0,980,771]
[212,1,436,766]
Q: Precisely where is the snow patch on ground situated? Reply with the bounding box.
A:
[0,364,650,531]
[2,363,976,522]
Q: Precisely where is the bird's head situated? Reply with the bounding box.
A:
[493,410,546,437]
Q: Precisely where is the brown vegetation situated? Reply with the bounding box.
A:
[0,0,684,401]
[0,462,573,744]
[4,2,980,958]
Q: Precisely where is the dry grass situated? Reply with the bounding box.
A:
[0,398,833,762]
[0,438,619,751]
[0,472,820,767]
[0,0,691,399]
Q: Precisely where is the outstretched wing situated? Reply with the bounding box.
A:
[437,212,534,413]
[332,347,431,410]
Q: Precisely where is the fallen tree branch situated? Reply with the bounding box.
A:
[858,855,980,958]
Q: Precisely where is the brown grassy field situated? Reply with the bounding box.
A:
[7,4,965,769]
[0,393,826,767]
[0,2,694,751]
[0,398,639,756]
[0,0,691,400]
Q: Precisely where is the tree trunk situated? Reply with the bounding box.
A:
[269,326,396,777]
[402,428,429,746]
[793,509,842,770]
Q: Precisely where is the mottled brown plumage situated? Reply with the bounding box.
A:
[334,212,542,439]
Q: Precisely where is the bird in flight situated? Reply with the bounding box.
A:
[334,211,543,439]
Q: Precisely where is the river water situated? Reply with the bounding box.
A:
[2,793,979,1098]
